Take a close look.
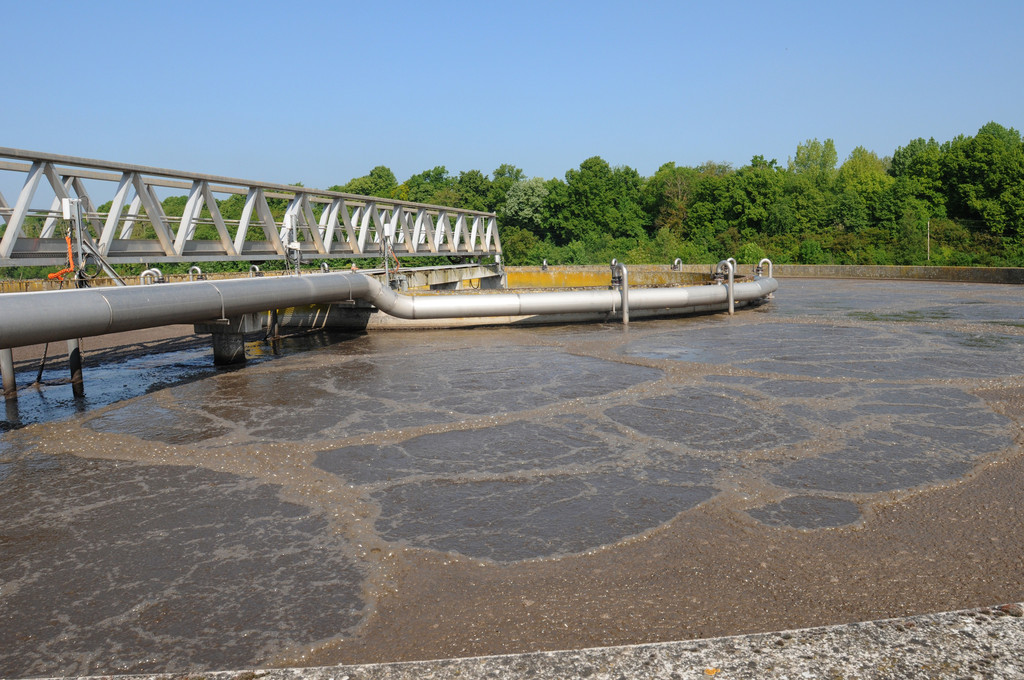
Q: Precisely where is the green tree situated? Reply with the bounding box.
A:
[836,146,893,200]
[554,156,648,243]
[394,166,455,204]
[726,158,785,235]
[680,162,737,255]
[501,177,549,234]
[941,122,1024,236]
[642,162,701,237]
[798,238,828,264]
[788,138,838,190]
[338,166,398,198]
[777,171,831,235]
[455,169,492,211]
[487,164,525,214]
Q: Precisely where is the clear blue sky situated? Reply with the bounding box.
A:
[2,0,1022,191]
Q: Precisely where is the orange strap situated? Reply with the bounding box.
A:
[47,235,75,281]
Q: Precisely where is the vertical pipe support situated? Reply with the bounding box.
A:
[757,258,774,299]
[716,259,735,315]
[727,261,734,314]
[1,347,15,398]
[195,313,264,366]
[612,260,629,325]
[67,338,85,397]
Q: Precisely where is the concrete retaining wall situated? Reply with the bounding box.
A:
[768,263,1024,283]
[506,265,707,288]
[507,264,1024,285]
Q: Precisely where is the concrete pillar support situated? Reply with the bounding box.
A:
[210,332,246,365]
[1,348,15,398]
[195,313,264,366]
[67,338,85,397]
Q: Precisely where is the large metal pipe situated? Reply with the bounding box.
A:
[0,272,778,350]
[359,274,777,320]
[0,274,372,349]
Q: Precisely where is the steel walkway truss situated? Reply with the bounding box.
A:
[0,148,501,267]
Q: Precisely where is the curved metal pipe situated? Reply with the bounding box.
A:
[716,259,735,314]
[140,268,162,285]
[359,273,776,321]
[614,261,629,325]
[0,272,778,350]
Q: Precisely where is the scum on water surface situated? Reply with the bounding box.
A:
[3,278,1024,677]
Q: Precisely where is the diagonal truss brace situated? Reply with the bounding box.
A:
[0,147,502,267]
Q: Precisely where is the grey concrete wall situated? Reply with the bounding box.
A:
[507,264,1024,285]
[768,264,1024,283]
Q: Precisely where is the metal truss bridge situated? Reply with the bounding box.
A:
[0,148,501,268]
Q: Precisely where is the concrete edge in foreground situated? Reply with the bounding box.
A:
[38,603,1024,680]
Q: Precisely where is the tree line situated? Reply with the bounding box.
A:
[329,121,1024,268]
[4,121,1022,280]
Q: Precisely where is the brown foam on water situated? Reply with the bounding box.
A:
[3,279,1024,675]
[310,440,1024,665]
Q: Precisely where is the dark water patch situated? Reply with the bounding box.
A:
[846,308,953,322]
[954,333,1014,349]
[170,370,342,442]
[1,347,214,431]
[315,419,630,486]
[765,280,1024,325]
[84,399,233,444]
[1,332,374,436]
[605,387,812,451]
[317,416,722,560]
[707,376,850,400]
[150,347,663,443]
[748,496,861,529]
[891,422,1009,452]
[771,450,974,494]
[624,322,1024,381]
[247,329,367,358]
[372,474,715,562]
[622,323,892,378]
[0,455,365,678]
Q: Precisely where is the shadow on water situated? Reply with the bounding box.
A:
[0,330,368,431]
